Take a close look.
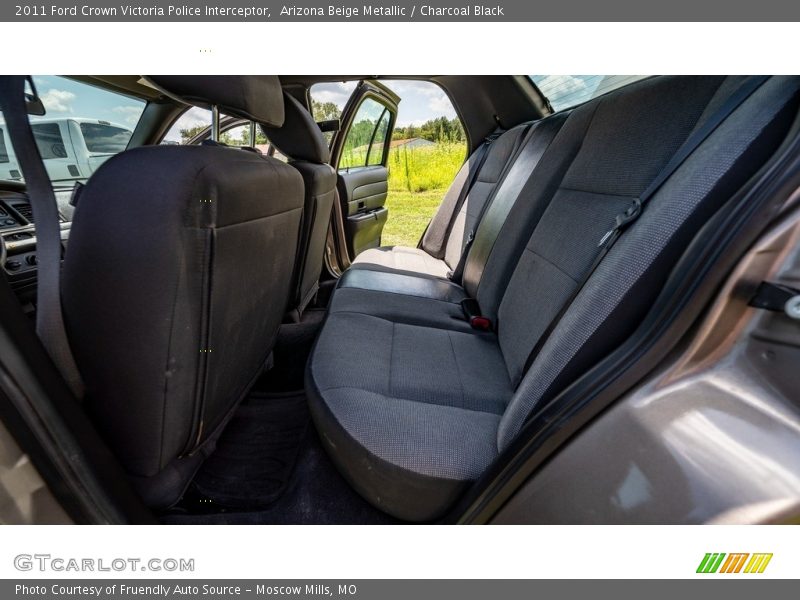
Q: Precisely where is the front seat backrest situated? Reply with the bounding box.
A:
[263,92,337,315]
[62,76,305,508]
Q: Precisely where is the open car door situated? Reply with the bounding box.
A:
[330,80,398,260]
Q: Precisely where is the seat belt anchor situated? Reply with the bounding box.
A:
[469,315,492,331]
[749,281,800,320]
[461,297,492,331]
[599,198,643,248]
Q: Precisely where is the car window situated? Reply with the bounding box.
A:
[309,81,357,144]
[0,76,145,186]
[366,110,391,166]
[32,123,68,159]
[161,109,287,161]
[530,75,650,112]
[339,98,390,169]
[0,128,8,163]
[161,106,211,144]
[79,122,133,153]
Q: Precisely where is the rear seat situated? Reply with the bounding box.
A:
[307,76,800,522]
[349,121,532,278]
[331,111,570,330]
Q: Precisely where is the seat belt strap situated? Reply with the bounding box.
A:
[0,76,84,398]
[449,122,538,284]
[433,129,502,250]
[519,75,770,378]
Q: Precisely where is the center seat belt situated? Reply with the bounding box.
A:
[518,75,770,374]
[420,128,503,254]
[456,110,572,330]
[448,120,539,283]
[0,76,85,397]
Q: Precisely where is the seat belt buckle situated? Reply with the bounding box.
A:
[461,298,492,331]
[470,315,492,331]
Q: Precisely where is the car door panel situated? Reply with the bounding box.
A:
[330,81,398,260]
[341,166,388,215]
[337,166,389,256]
[343,205,389,257]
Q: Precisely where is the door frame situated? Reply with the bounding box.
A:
[325,80,399,271]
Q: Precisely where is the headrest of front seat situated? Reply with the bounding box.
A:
[147,75,284,127]
[262,92,330,164]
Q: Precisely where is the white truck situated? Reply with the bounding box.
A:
[0,117,133,184]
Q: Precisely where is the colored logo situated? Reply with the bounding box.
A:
[696,553,773,574]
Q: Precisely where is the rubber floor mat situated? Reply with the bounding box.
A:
[190,391,309,509]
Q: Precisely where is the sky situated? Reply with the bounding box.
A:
[26,76,145,127]
[310,80,458,128]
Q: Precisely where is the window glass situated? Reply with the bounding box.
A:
[530,75,649,112]
[31,123,68,159]
[219,122,269,148]
[0,76,145,185]
[309,81,357,120]
[161,110,286,161]
[0,128,10,163]
[366,110,391,166]
[79,122,133,153]
[161,106,211,144]
[339,98,390,169]
[309,81,356,144]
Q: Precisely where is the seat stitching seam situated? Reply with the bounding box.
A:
[446,330,466,409]
[556,185,639,199]
[316,385,505,416]
[190,205,303,230]
[524,247,580,284]
[329,310,493,336]
[333,289,462,305]
[388,321,394,397]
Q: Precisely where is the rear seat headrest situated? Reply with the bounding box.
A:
[262,92,330,164]
[147,75,284,127]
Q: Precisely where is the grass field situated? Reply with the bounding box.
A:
[381,142,465,247]
[381,189,445,247]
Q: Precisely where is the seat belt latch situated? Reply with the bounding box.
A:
[461,298,492,331]
[749,281,800,320]
[598,198,642,248]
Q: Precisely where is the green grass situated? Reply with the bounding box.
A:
[380,142,465,247]
[381,189,446,248]
[386,142,465,193]
[340,142,466,247]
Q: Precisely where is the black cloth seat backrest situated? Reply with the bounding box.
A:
[264,92,337,314]
[498,75,800,447]
[61,76,305,507]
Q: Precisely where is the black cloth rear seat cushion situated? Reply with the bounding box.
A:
[307,311,510,521]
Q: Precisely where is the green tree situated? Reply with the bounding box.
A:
[238,126,268,146]
[311,100,342,122]
[179,124,207,144]
[386,117,465,144]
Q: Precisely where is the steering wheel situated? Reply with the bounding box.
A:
[0,235,6,270]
